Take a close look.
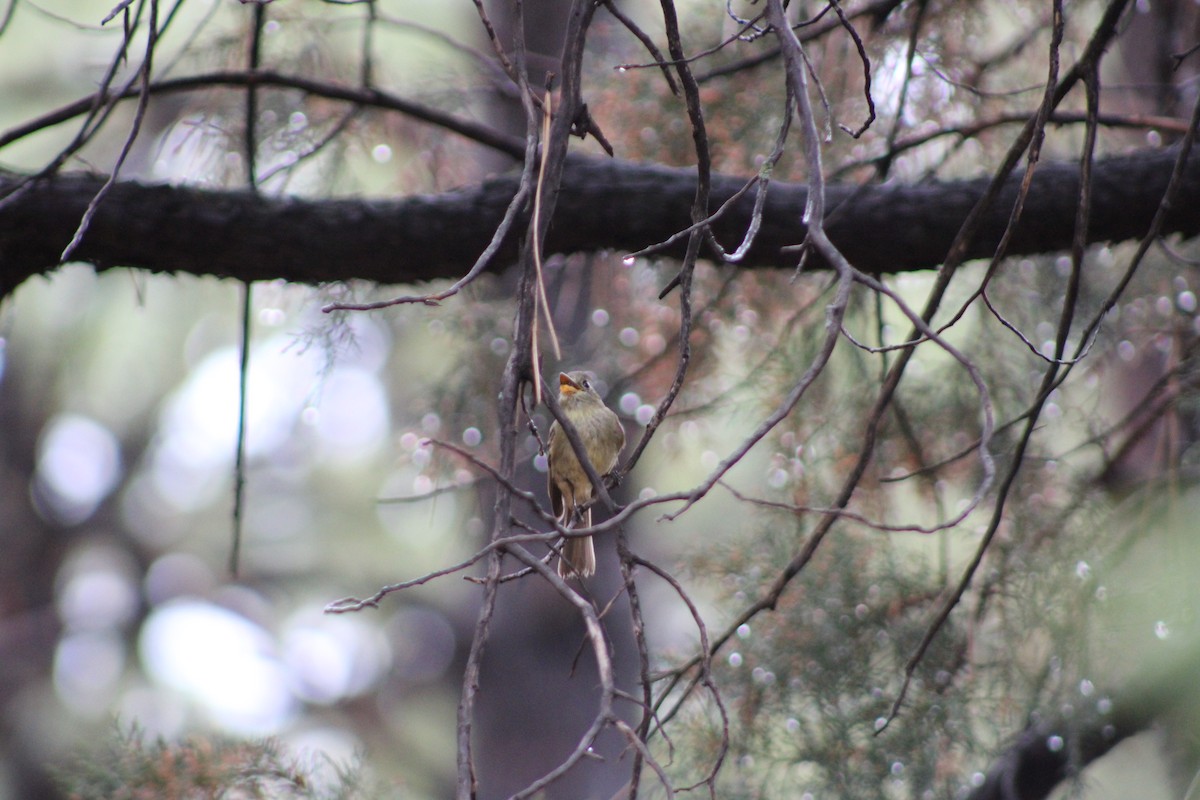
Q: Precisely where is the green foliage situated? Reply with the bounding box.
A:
[53,722,384,800]
[666,522,964,799]
[646,249,1194,797]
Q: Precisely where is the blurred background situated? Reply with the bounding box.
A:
[3,0,1200,798]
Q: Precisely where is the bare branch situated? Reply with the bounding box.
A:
[0,69,526,159]
[601,0,679,96]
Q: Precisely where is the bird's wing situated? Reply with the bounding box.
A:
[547,461,565,520]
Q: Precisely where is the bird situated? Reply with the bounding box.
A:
[546,371,625,579]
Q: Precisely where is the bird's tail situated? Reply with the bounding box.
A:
[557,507,596,578]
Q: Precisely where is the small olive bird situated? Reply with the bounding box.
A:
[547,371,625,579]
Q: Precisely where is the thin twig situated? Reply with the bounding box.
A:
[613,11,766,74]
[59,0,159,262]
[701,90,795,265]
[694,0,904,83]
[617,534,655,798]
[618,0,709,485]
[469,0,518,83]
[876,0,927,175]
[531,83,564,362]
[601,0,679,95]
[634,554,729,794]
[828,0,875,139]
[0,69,527,159]
[228,0,266,582]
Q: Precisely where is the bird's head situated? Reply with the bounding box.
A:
[558,371,599,400]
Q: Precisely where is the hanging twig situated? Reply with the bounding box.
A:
[59,0,159,261]
[600,0,679,96]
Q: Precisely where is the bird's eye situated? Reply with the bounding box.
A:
[582,379,592,390]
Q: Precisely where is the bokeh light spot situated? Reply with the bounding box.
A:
[282,609,390,705]
[35,414,122,524]
[140,600,296,735]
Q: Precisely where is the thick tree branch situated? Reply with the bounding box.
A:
[2,147,1198,295]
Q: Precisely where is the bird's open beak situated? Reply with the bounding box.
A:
[558,372,582,395]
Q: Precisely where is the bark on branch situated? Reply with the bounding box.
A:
[2,147,1198,296]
